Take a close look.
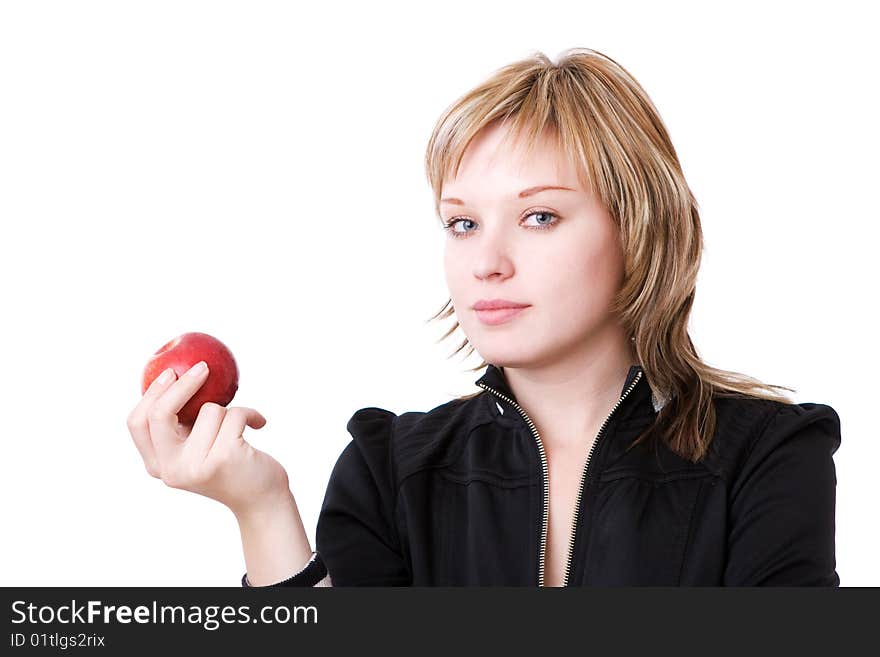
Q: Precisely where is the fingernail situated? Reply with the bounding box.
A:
[156,368,175,385]
[189,361,208,376]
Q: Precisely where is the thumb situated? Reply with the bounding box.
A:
[246,410,267,430]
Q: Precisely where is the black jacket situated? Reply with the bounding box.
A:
[253,363,842,586]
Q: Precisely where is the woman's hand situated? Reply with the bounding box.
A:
[126,361,290,517]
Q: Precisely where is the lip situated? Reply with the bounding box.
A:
[472,299,531,311]
[475,306,529,326]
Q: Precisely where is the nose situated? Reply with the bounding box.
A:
[470,220,515,281]
[473,248,515,282]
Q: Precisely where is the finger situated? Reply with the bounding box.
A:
[202,407,267,464]
[130,366,178,426]
[181,402,229,464]
[127,367,178,477]
[149,361,210,463]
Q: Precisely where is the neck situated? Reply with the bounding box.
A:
[500,327,636,452]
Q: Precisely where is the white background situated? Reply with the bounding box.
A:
[1,0,876,586]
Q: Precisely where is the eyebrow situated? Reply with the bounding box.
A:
[440,185,576,205]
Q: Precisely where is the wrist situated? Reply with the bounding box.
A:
[231,485,295,525]
[234,487,314,587]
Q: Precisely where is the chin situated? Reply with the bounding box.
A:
[474,334,581,371]
[474,346,542,370]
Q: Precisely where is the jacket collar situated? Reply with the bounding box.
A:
[474,362,662,424]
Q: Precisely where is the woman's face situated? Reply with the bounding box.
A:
[442,121,627,369]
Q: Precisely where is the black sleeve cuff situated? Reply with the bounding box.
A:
[241,551,328,587]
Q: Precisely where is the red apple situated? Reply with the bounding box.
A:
[141,332,239,426]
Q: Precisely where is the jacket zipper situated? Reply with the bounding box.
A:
[561,369,643,586]
[476,369,643,587]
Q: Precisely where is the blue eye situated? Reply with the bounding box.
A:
[523,211,558,228]
[442,210,561,239]
[442,218,476,237]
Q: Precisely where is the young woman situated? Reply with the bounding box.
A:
[126,48,841,587]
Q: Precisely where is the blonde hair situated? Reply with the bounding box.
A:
[423,48,795,464]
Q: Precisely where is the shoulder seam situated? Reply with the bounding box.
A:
[389,412,405,554]
[394,415,500,489]
[732,401,784,483]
